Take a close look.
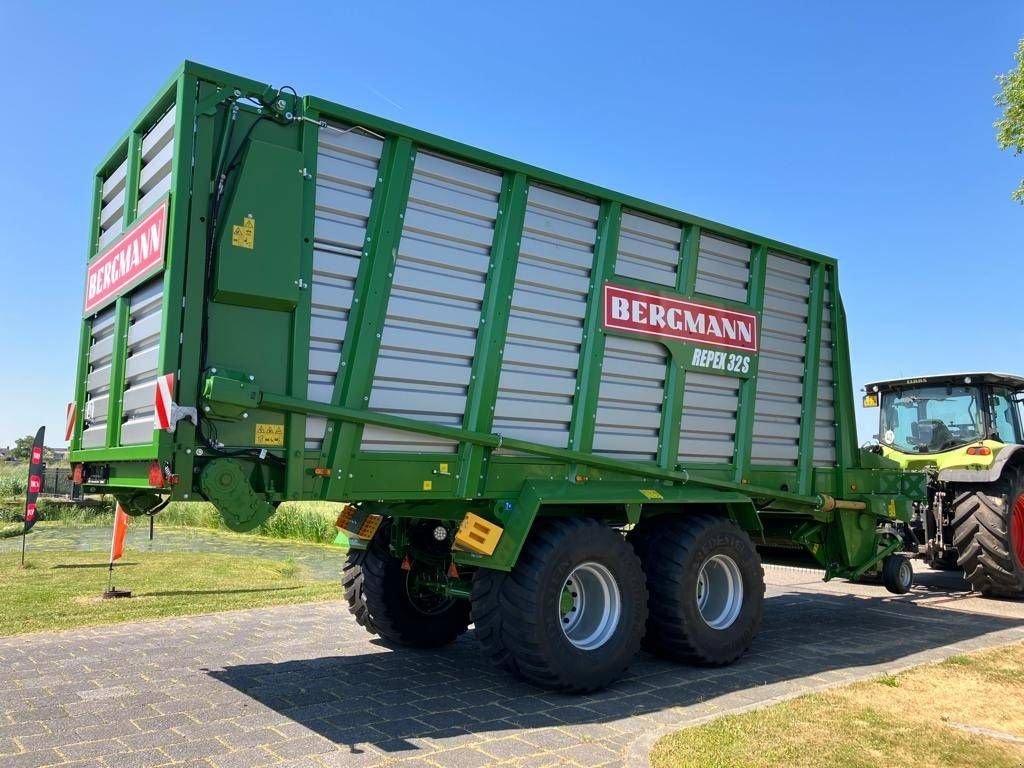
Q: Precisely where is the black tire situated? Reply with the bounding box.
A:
[471,518,648,692]
[951,466,1024,597]
[629,514,764,665]
[342,521,471,648]
[882,554,913,594]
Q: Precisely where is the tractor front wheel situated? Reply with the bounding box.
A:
[951,466,1024,598]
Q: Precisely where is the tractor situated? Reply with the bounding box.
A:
[863,373,1024,596]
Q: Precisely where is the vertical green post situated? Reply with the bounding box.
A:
[456,172,528,498]
[105,130,143,448]
[731,244,767,480]
[830,273,858,490]
[71,174,106,451]
[568,200,621,473]
[796,263,825,494]
[285,108,320,498]
[658,223,701,470]
[321,136,416,498]
[169,78,222,491]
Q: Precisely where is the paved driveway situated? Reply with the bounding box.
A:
[1,564,1022,768]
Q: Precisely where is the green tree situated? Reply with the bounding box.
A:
[10,435,35,460]
[995,39,1024,203]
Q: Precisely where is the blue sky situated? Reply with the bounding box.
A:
[0,2,1021,448]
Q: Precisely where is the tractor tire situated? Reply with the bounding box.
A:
[951,467,1024,598]
[882,554,914,594]
[471,518,648,692]
[629,514,764,665]
[342,521,471,648]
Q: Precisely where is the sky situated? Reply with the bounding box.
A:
[0,2,1021,449]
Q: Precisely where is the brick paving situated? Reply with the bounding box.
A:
[0,564,1022,768]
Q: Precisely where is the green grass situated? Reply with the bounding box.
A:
[651,644,1024,768]
[0,550,338,636]
[0,484,345,545]
[0,462,28,497]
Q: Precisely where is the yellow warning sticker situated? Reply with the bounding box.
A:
[639,489,663,500]
[439,463,449,474]
[232,215,255,249]
[888,499,897,518]
[422,480,433,491]
[254,423,284,446]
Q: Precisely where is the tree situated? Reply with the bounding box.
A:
[995,39,1024,203]
[10,435,36,461]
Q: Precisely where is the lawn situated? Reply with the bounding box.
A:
[0,461,347,545]
[652,643,1024,768]
[0,550,339,636]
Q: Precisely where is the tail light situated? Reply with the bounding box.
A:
[966,446,992,456]
[148,461,165,488]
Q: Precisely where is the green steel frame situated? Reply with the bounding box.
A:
[69,61,925,579]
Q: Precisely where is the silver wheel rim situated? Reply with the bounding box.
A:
[696,554,744,630]
[559,562,622,650]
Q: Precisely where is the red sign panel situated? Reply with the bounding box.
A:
[83,199,169,315]
[603,284,759,353]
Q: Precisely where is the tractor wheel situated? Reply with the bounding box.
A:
[882,554,914,594]
[952,467,1024,597]
[629,514,764,665]
[471,518,648,692]
[342,520,470,648]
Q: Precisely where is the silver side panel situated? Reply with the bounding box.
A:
[362,152,502,452]
[137,105,175,215]
[814,272,837,465]
[306,125,385,450]
[120,277,165,444]
[614,210,681,287]
[97,157,127,251]
[696,234,750,303]
[751,253,811,465]
[679,372,740,463]
[593,336,667,461]
[81,306,118,448]
[493,185,598,450]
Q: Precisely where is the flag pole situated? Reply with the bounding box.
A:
[21,426,46,569]
[103,502,132,599]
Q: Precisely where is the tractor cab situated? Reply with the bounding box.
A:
[863,373,1024,469]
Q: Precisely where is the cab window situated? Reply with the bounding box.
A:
[989,389,1023,444]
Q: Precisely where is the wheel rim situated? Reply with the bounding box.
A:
[559,562,622,650]
[696,554,744,630]
[1012,495,1024,569]
[899,559,913,589]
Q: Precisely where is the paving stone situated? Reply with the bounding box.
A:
[100,748,173,768]
[429,746,493,768]
[209,745,281,768]
[476,736,542,760]
[58,737,128,760]
[162,737,232,762]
